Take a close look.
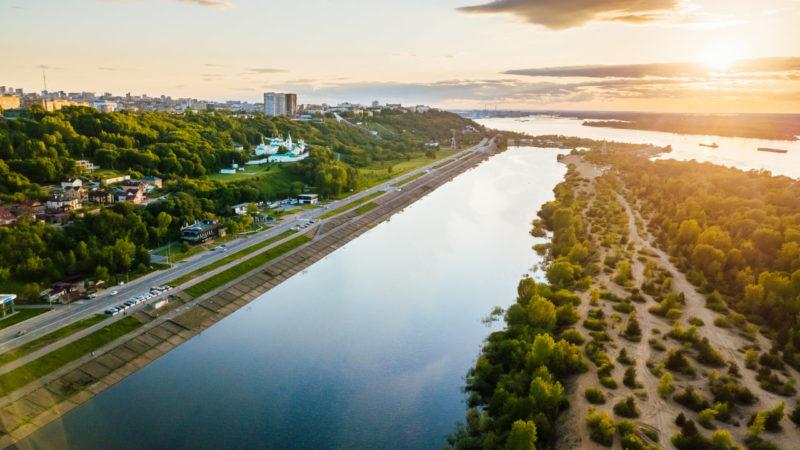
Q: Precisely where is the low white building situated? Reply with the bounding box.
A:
[297,194,318,205]
[232,203,250,215]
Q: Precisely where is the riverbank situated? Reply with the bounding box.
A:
[0,144,494,448]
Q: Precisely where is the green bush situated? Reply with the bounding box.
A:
[613,396,640,418]
[585,388,606,404]
[587,408,616,446]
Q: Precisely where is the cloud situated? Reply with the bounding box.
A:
[246,68,288,74]
[505,57,800,79]
[174,0,235,9]
[279,72,800,109]
[458,0,679,30]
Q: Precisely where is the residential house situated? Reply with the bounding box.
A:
[232,203,250,215]
[0,207,16,226]
[117,188,144,204]
[90,188,115,205]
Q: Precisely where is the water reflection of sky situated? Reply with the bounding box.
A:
[478,116,800,179]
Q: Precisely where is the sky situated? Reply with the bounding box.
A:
[2,0,800,113]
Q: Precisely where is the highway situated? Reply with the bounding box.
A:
[0,140,491,353]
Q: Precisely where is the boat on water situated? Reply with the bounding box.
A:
[699,143,718,148]
[757,147,789,154]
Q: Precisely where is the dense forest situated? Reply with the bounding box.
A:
[590,153,800,369]
[0,106,484,301]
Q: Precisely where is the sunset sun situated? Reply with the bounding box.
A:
[703,43,746,70]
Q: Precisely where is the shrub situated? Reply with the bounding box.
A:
[623,313,642,341]
[587,408,616,446]
[617,348,634,365]
[585,388,606,404]
[694,337,726,367]
[688,317,704,327]
[749,403,785,432]
[649,338,666,351]
[671,420,712,450]
[710,374,755,405]
[657,372,674,398]
[560,329,585,345]
[745,349,759,370]
[759,352,785,371]
[674,387,709,412]
[714,316,731,328]
[710,430,734,449]
[665,349,695,376]
[790,403,800,426]
[613,396,640,418]
[698,408,717,429]
[600,376,618,389]
[623,367,641,389]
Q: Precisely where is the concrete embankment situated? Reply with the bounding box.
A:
[0,150,490,447]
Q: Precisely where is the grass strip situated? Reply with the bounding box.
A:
[318,191,383,219]
[0,309,49,332]
[0,316,142,395]
[0,315,108,367]
[354,202,379,215]
[392,172,425,187]
[170,229,298,286]
[184,234,312,298]
[432,159,455,169]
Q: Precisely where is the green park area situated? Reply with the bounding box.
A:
[318,192,383,219]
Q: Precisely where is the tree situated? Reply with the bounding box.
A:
[586,408,615,446]
[94,265,110,282]
[507,420,537,450]
[658,372,674,397]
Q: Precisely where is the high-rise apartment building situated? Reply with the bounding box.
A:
[264,92,297,116]
[284,93,297,116]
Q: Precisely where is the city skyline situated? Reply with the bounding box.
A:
[2,0,800,113]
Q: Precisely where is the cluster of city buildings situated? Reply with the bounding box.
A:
[2,83,436,120]
[0,85,265,114]
[0,175,163,226]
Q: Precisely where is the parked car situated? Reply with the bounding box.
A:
[87,293,97,299]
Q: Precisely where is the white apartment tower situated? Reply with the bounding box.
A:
[264,92,287,116]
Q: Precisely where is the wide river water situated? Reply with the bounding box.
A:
[477,116,800,179]
[17,148,567,449]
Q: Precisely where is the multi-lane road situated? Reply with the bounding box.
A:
[0,140,492,353]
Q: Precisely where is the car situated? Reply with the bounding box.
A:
[110,290,119,296]
[210,247,217,251]
[87,293,97,299]
[220,244,226,248]
[16,329,27,337]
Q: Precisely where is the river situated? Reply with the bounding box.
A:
[476,116,800,179]
[16,148,566,450]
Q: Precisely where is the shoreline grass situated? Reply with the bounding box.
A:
[169,229,298,287]
[318,192,383,219]
[391,172,425,187]
[184,234,312,298]
[432,159,455,170]
[354,202,379,215]
[0,316,141,396]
